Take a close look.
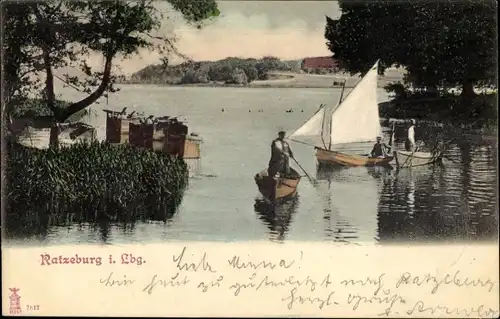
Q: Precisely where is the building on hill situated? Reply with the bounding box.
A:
[302,56,339,73]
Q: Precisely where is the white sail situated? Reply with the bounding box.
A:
[288,106,326,143]
[328,61,382,146]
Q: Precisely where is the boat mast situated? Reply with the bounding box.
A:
[319,104,328,149]
[328,80,346,150]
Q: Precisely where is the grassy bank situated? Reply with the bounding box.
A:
[4,141,189,238]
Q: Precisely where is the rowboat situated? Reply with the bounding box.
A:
[393,150,443,168]
[288,60,393,167]
[254,168,301,203]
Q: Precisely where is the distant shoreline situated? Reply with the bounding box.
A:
[117,71,404,89]
[117,82,365,89]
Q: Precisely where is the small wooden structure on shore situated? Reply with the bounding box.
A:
[103,109,202,160]
[11,117,97,149]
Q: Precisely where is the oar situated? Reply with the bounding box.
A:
[291,157,318,186]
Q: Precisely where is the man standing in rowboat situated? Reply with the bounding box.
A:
[405,119,416,151]
[268,131,294,178]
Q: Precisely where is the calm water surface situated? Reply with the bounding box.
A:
[7,86,498,245]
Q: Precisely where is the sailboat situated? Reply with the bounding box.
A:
[288,60,394,167]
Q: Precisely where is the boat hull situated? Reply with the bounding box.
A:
[393,150,443,168]
[315,147,393,167]
[254,168,301,203]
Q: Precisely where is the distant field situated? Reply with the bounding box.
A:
[249,69,405,88]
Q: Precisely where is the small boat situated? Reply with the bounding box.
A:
[288,60,393,167]
[254,168,301,203]
[393,150,443,168]
[385,119,443,169]
[316,148,393,167]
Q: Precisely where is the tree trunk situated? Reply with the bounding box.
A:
[42,48,59,148]
[36,7,59,148]
[49,123,60,149]
[461,81,477,100]
[59,52,114,122]
[425,84,438,97]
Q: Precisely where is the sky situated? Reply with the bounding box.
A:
[110,1,341,75]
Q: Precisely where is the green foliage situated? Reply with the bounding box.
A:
[126,57,303,85]
[379,91,497,126]
[3,0,221,124]
[168,0,220,25]
[2,4,40,106]
[325,0,497,92]
[5,141,189,227]
[179,69,210,84]
[10,99,90,121]
[227,67,248,85]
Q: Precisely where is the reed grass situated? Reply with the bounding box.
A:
[4,141,189,237]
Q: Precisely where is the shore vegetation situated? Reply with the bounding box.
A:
[4,141,189,238]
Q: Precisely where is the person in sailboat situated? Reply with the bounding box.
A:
[405,119,416,151]
[268,131,294,178]
[370,136,391,158]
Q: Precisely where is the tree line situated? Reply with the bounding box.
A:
[325,0,497,99]
[123,56,335,85]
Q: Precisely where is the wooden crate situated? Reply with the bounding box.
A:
[165,133,186,157]
[128,121,154,149]
[183,137,202,159]
[151,121,189,157]
[103,109,131,144]
[152,124,167,153]
[166,122,188,157]
[105,116,130,144]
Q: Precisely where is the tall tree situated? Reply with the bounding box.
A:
[325,0,497,97]
[2,0,220,147]
[2,4,42,129]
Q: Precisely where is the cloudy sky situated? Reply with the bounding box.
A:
[112,1,341,75]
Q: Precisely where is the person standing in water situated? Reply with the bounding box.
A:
[405,119,416,151]
[268,131,294,178]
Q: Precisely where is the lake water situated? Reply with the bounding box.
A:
[6,85,498,245]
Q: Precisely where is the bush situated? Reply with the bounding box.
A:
[4,141,189,237]
[179,69,210,84]
[384,83,408,100]
[226,67,248,85]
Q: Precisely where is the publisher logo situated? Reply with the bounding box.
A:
[9,288,22,315]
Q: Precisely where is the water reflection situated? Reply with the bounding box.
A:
[321,180,361,243]
[254,197,299,242]
[374,146,498,242]
[314,142,498,244]
[4,199,181,244]
[317,165,379,244]
[4,138,497,245]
